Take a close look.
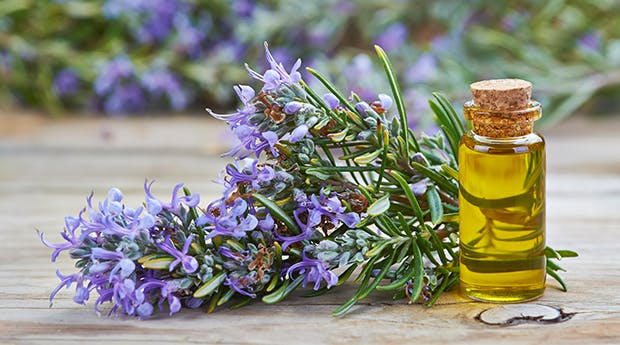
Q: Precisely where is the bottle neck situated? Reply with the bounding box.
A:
[464,100,541,139]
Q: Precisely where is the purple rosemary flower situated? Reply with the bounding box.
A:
[199,198,259,238]
[50,270,87,304]
[410,178,430,196]
[322,93,340,110]
[289,124,309,143]
[89,247,136,279]
[81,188,155,239]
[355,101,374,116]
[306,191,360,228]
[157,234,198,273]
[377,94,393,110]
[283,101,304,115]
[144,181,200,215]
[287,251,338,290]
[278,190,360,250]
[375,22,408,52]
[93,275,153,318]
[38,214,82,262]
[53,68,80,96]
[245,42,302,92]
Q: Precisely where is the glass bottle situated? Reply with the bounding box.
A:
[458,79,546,302]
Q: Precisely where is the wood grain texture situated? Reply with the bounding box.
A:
[0,113,619,345]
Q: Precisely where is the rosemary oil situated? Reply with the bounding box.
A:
[458,79,546,302]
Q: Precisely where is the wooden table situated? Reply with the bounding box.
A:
[1,113,619,344]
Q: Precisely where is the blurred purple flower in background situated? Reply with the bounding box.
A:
[405,53,438,84]
[103,83,146,114]
[173,16,208,58]
[232,0,255,17]
[95,56,134,95]
[344,54,377,101]
[578,31,602,52]
[141,68,188,111]
[375,23,408,52]
[53,68,80,97]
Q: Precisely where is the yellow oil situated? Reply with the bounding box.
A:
[458,131,546,302]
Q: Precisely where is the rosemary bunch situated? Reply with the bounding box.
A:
[40,43,576,318]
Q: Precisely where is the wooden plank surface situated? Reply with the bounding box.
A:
[0,112,619,344]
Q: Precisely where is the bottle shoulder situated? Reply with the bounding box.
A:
[459,131,545,155]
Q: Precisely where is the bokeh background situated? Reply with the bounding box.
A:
[1,0,619,128]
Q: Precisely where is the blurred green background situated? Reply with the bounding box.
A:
[1,0,619,128]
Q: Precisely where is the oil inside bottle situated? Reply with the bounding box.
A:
[459,132,546,302]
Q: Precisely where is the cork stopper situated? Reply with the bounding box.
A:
[465,79,540,138]
[470,79,532,110]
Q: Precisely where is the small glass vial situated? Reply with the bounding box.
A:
[459,79,546,302]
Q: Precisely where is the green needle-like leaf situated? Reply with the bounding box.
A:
[367,193,391,216]
[194,272,226,298]
[306,67,357,114]
[426,187,444,225]
[374,45,420,152]
[253,193,300,235]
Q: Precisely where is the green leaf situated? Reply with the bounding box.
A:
[365,239,394,257]
[194,272,226,298]
[328,128,349,142]
[432,92,465,137]
[357,249,399,299]
[408,239,425,303]
[306,67,357,114]
[374,45,419,152]
[332,295,359,317]
[216,288,235,307]
[305,168,332,180]
[441,164,459,181]
[353,149,382,164]
[388,171,425,224]
[367,193,391,216]
[426,272,458,307]
[141,257,174,270]
[375,128,390,191]
[411,162,458,195]
[426,187,444,225]
[262,275,305,304]
[556,250,579,258]
[546,266,568,292]
[253,193,300,235]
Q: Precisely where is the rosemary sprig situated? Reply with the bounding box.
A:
[39,43,577,319]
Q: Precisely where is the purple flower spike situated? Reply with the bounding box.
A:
[144,181,200,215]
[322,93,340,110]
[284,101,304,114]
[410,179,430,196]
[38,213,83,262]
[355,101,373,115]
[289,124,309,143]
[287,252,338,290]
[158,234,198,273]
[245,42,302,92]
[378,94,393,110]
